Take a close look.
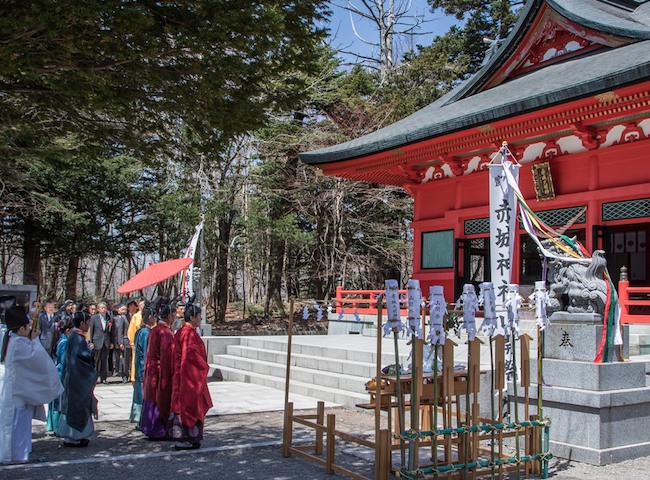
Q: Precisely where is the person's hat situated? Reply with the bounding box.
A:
[63,299,75,307]
[5,305,29,331]
[115,302,125,309]
[176,301,185,307]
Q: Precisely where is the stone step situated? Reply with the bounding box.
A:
[629,334,650,355]
[216,354,371,394]
[237,336,411,366]
[224,344,384,379]
[213,363,369,409]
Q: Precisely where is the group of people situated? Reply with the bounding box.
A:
[0,296,212,465]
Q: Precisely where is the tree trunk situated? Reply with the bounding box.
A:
[95,255,104,297]
[213,215,233,324]
[22,217,42,287]
[264,235,285,317]
[65,255,79,300]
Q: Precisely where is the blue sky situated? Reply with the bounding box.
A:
[324,1,460,66]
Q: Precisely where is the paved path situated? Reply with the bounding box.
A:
[95,380,337,422]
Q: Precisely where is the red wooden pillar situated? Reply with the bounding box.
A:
[335,285,343,312]
[618,266,630,324]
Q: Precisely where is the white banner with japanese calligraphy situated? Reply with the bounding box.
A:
[489,161,519,308]
[182,219,204,300]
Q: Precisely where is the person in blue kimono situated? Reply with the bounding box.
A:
[130,306,155,425]
[57,311,98,447]
[46,319,73,434]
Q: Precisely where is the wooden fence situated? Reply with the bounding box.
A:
[618,266,650,324]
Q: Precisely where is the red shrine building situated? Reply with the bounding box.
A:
[300,0,650,301]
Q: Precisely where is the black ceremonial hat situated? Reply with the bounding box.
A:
[5,305,29,331]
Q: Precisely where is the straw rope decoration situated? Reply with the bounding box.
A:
[497,143,621,363]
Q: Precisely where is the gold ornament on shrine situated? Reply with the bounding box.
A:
[531,161,555,201]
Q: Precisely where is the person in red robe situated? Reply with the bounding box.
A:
[170,303,213,450]
[140,303,174,440]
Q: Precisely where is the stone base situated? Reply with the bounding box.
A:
[532,358,645,390]
[544,322,629,363]
[513,352,650,465]
[550,438,650,465]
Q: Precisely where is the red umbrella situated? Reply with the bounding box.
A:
[117,257,194,294]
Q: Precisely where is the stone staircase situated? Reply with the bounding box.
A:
[207,317,650,412]
[210,336,412,409]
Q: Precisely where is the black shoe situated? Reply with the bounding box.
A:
[63,438,89,448]
[174,442,200,451]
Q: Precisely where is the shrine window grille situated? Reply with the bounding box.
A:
[464,218,489,236]
[518,206,586,228]
[603,198,650,222]
[421,230,454,269]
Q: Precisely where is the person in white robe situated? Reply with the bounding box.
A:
[0,305,63,465]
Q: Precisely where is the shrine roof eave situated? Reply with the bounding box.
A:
[448,0,650,103]
[299,39,650,167]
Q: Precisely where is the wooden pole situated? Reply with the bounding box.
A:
[375,298,385,478]
[495,335,505,478]
[432,343,439,470]
[326,413,335,474]
[489,337,496,480]
[443,339,456,463]
[283,299,295,409]
[316,401,325,455]
[512,333,521,480]
[282,402,294,457]
[538,326,545,476]
[394,330,406,468]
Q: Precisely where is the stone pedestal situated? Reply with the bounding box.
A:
[512,313,650,465]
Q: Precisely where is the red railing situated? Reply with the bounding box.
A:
[335,286,407,315]
[618,267,650,324]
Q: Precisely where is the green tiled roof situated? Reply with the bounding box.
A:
[300,0,650,166]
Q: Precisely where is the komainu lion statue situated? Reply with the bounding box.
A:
[542,239,608,315]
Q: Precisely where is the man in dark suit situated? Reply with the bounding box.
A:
[113,303,131,383]
[38,300,56,355]
[88,301,113,383]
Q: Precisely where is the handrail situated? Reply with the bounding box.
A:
[335,285,408,315]
[618,266,650,324]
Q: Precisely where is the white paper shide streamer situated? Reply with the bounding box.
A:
[456,284,479,341]
[478,282,498,337]
[407,279,423,338]
[427,285,447,346]
[529,281,551,331]
[384,279,402,335]
[504,284,522,338]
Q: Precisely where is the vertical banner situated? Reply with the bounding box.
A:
[489,158,519,308]
[182,219,204,299]
[489,148,519,382]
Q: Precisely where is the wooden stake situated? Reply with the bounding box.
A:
[282,401,293,457]
[283,299,294,409]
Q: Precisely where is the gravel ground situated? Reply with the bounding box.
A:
[1,407,648,480]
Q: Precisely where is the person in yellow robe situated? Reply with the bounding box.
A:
[127,300,145,381]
